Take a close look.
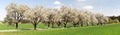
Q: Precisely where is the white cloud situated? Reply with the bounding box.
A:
[83,5,94,10]
[53,1,63,10]
[77,0,86,2]
[54,1,61,5]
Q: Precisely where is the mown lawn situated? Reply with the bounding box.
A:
[0,22,120,35]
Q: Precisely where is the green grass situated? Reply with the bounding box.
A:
[0,22,120,35]
[0,22,47,30]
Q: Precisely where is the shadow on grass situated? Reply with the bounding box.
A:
[20,28,48,30]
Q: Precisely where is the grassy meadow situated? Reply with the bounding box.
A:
[0,22,119,35]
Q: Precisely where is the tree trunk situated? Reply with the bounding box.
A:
[100,23,102,25]
[97,23,102,25]
[86,23,89,26]
[16,22,18,29]
[34,23,37,30]
[76,22,79,26]
[58,22,61,27]
[97,23,99,25]
[64,23,67,28]
[48,22,50,27]
[81,23,83,27]
[52,22,54,28]
[91,23,94,26]
[73,23,76,27]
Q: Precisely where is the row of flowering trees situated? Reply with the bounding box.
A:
[4,3,109,30]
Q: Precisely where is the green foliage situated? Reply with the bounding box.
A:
[109,19,119,23]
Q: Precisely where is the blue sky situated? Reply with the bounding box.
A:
[0,0,120,21]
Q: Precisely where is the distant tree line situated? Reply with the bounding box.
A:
[4,3,117,30]
[108,16,120,23]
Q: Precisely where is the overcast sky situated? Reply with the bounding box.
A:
[0,0,120,21]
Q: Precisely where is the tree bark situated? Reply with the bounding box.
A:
[91,23,94,26]
[16,22,18,29]
[77,22,79,25]
[34,23,37,30]
[86,23,89,26]
[81,23,83,27]
[97,23,99,25]
[58,22,61,27]
[64,23,67,28]
[76,22,79,26]
[97,23,102,25]
[100,23,102,25]
[52,22,54,28]
[48,22,50,27]
[73,23,76,27]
